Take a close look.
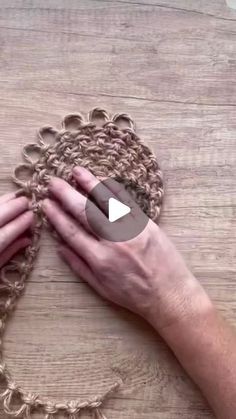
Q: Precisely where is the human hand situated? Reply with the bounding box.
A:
[0,192,33,268]
[42,167,212,333]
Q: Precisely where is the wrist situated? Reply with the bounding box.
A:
[160,293,215,345]
[146,274,214,339]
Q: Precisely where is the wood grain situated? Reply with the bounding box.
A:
[0,0,236,418]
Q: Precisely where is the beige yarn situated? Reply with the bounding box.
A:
[0,108,164,419]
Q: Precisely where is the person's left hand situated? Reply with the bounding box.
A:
[0,192,33,268]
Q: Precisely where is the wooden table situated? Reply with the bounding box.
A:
[0,1,236,418]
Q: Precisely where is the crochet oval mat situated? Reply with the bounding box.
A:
[0,109,164,419]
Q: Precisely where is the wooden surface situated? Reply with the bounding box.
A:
[0,1,236,418]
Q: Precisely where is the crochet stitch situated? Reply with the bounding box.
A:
[0,108,164,418]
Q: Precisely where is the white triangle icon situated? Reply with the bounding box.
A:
[108,197,131,223]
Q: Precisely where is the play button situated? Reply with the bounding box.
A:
[85,178,149,242]
[108,198,131,222]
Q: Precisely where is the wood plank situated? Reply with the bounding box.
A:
[0,1,235,418]
[0,1,236,104]
[1,282,214,419]
[104,0,236,20]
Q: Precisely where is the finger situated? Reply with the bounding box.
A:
[58,244,104,296]
[0,192,17,205]
[48,177,106,233]
[0,236,31,268]
[0,197,29,228]
[100,177,135,208]
[73,166,100,192]
[42,198,99,264]
[73,166,116,214]
[0,211,34,254]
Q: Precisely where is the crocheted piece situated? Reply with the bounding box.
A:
[0,108,164,419]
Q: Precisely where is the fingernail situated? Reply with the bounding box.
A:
[42,198,50,209]
[42,198,57,211]
[15,189,25,198]
[73,166,82,176]
[28,200,33,210]
[47,177,54,188]
[29,222,35,233]
[48,177,63,191]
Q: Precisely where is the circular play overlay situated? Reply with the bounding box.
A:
[85,178,149,242]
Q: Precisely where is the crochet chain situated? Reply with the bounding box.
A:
[0,109,164,418]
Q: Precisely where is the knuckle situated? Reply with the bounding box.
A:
[99,197,108,207]
[74,205,86,221]
[95,254,108,270]
[63,222,79,241]
[83,178,94,191]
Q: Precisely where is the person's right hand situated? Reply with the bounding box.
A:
[42,167,213,334]
[42,168,236,419]
[0,192,33,268]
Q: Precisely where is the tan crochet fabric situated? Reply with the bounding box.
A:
[0,109,164,419]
